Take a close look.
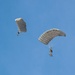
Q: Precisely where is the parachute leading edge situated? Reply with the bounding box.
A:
[38,28,66,45]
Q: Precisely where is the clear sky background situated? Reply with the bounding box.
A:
[0,0,75,75]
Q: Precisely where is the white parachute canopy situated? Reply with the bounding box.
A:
[15,18,27,33]
[38,28,66,45]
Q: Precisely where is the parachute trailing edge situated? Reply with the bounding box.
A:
[15,18,27,33]
[38,28,66,45]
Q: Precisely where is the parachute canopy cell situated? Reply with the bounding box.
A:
[38,28,66,45]
[15,18,27,32]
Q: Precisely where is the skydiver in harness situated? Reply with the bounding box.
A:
[49,47,53,56]
[17,31,20,36]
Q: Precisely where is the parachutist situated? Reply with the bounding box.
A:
[49,47,53,56]
[17,31,20,36]
[18,31,20,34]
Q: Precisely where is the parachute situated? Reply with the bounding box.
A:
[38,28,66,45]
[15,18,27,34]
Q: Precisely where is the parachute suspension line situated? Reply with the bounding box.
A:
[48,44,53,49]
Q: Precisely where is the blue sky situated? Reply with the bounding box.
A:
[0,0,75,75]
